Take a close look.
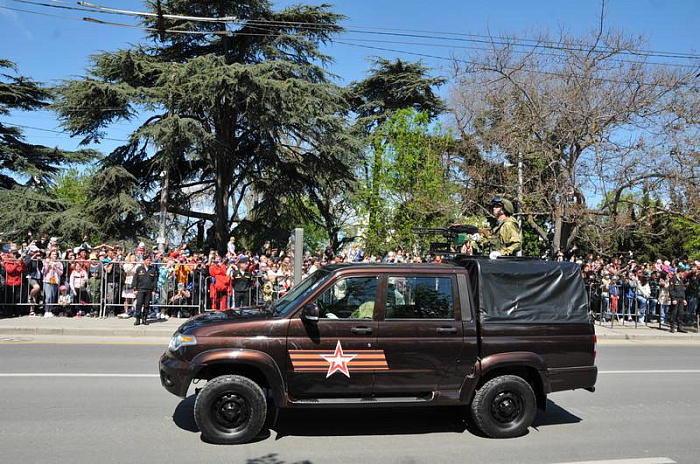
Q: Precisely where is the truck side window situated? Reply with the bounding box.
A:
[315,276,378,320]
[386,276,454,320]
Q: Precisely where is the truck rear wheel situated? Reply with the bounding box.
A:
[470,375,536,438]
[194,374,267,444]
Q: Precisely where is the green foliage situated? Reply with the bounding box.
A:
[0,186,95,243]
[0,59,97,188]
[349,58,446,135]
[360,108,460,253]
[349,59,447,254]
[53,168,91,206]
[54,2,354,253]
[83,166,149,240]
[0,166,148,245]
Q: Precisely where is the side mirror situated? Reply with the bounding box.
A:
[301,303,319,322]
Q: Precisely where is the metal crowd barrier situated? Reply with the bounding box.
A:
[0,258,283,319]
[586,281,699,331]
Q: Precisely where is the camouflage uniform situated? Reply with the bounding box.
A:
[489,216,521,256]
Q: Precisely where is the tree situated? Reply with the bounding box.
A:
[348,58,446,253]
[450,29,699,256]
[0,166,148,244]
[0,59,94,188]
[374,108,460,251]
[55,1,355,254]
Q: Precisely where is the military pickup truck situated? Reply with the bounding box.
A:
[159,258,597,444]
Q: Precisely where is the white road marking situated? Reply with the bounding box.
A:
[554,458,675,464]
[599,369,700,374]
[0,373,158,378]
[0,370,698,379]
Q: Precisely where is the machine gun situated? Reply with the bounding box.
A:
[412,225,483,254]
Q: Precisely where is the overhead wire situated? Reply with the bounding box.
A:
[9,0,700,62]
[1,4,696,90]
[333,40,695,88]
[2,4,698,91]
[2,121,129,143]
[76,1,237,22]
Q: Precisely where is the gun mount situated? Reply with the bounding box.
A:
[412,225,481,254]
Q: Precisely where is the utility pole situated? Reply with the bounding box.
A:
[158,169,169,254]
[294,228,303,285]
[517,151,524,257]
[159,74,175,254]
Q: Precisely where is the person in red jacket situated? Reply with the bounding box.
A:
[3,252,25,317]
[208,255,230,311]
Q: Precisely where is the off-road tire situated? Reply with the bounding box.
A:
[194,375,267,444]
[470,375,537,438]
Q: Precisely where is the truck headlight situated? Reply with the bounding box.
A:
[169,333,197,352]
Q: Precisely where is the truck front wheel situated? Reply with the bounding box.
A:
[470,375,537,438]
[194,374,267,444]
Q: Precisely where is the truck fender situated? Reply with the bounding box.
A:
[191,348,287,407]
[460,351,550,405]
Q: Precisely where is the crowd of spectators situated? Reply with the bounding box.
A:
[575,253,700,328]
[0,233,439,320]
[1,231,698,330]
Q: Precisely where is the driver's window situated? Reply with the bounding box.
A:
[315,276,378,319]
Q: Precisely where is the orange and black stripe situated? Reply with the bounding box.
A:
[289,349,389,372]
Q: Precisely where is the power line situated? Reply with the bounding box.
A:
[74,17,700,75]
[244,18,700,61]
[2,5,696,89]
[11,0,237,22]
[333,40,695,88]
[335,35,700,70]
[77,1,237,23]
[2,121,129,143]
[8,0,700,62]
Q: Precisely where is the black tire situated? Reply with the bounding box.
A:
[194,375,267,444]
[470,375,537,438]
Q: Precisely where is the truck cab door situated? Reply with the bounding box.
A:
[286,275,380,399]
[374,272,475,396]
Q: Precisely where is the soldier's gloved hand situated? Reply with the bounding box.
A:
[471,233,481,242]
[489,251,502,260]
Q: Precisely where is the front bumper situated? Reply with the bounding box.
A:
[159,352,195,397]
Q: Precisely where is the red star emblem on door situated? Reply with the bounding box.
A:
[320,340,357,378]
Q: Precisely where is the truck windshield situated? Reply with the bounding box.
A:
[270,269,331,317]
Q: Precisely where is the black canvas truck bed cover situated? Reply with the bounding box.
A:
[459,258,589,324]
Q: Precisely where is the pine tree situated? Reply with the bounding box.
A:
[0,59,94,188]
[55,1,355,253]
[348,58,446,253]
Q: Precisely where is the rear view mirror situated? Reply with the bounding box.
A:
[301,303,319,322]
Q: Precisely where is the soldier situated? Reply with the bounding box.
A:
[133,255,157,326]
[484,195,521,258]
[668,269,687,333]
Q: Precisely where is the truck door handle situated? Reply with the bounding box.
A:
[351,327,373,335]
[436,327,457,334]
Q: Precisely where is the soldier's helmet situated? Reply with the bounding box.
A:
[491,195,515,215]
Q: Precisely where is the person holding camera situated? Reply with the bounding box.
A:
[43,250,63,317]
[24,245,43,316]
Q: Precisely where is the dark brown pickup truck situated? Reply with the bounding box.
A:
[159,258,597,444]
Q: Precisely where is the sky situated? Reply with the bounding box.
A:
[1,0,698,159]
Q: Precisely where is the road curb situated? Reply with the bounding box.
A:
[0,327,175,337]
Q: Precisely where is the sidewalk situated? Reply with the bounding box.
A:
[0,315,698,342]
[0,315,181,338]
[594,321,700,341]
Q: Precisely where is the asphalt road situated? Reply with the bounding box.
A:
[1,341,699,464]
